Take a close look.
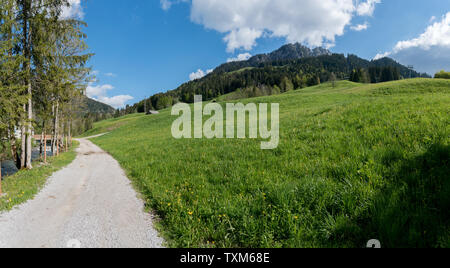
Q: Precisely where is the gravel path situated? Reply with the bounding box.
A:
[0,137,164,248]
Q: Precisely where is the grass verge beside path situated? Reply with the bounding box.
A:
[0,141,79,212]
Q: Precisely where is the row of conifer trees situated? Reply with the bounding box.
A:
[0,0,92,194]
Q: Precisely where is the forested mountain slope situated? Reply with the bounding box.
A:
[119,43,429,115]
[82,96,116,115]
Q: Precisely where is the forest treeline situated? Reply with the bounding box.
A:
[117,52,429,116]
[0,0,94,183]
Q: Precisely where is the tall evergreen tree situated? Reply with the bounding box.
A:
[1,0,91,174]
[0,0,28,172]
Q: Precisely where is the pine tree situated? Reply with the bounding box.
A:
[1,0,91,174]
[330,72,337,87]
[281,76,294,92]
[1,0,28,173]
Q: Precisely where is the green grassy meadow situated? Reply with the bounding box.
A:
[85,79,449,248]
[0,141,79,212]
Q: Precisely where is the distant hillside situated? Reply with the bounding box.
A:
[81,96,115,115]
[68,96,115,136]
[215,43,331,73]
[119,43,430,115]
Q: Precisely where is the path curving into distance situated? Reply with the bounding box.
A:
[0,137,164,248]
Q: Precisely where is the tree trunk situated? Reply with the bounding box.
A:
[20,106,26,169]
[56,103,60,156]
[44,130,47,164]
[51,103,55,154]
[40,129,44,160]
[68,121,72,147]
[0,159,2,195]
[56,118,60,156]
[23,1,32,169]
[56,120,60,157]
[9,124,19,169]
[61,122,65,152]
[52,102,59,156]
[26,81,33,169]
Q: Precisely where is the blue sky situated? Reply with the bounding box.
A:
[70,0,450,108]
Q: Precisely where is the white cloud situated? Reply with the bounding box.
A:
[189,69,213,80]
[86,84,134,109]
[160,0,188,11]
[86,84,114,98]
[61,0,84,19]
[373,12,450,74]
[430,16,436,23]
[227,53,252,62]
[171,0,381,53]
[105,73,117,77]
[223,28,263,52]
[96,95,135,109]
[350,22,369,31]
[356,0,381,16]
[373,51,391,60]
[392,13,450,52]
[189,69,205,80]
[160,0,173,11]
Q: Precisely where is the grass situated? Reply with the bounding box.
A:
[86,78,449,248]
[79,113,142,138]
[0,141,79,212]
[226,67,256,75]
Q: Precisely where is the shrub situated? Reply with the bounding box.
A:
[435,70,450,79]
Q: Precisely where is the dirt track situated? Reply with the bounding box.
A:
[0,137,164,248]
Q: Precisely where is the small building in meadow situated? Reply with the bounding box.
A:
[146,110,160,115]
